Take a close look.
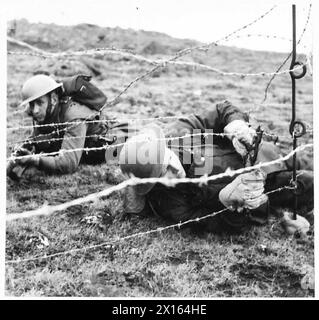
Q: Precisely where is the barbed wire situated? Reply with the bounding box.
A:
[162,59,305,77]
[6,5,299,146]
[7,131,227,150]
[7,131,236,161]
[7,38,141,60]
[7,124,313,150]
[9,32,310,91]
[5,184,296,265]
[11,33,307,88]
[218,33,308,49]
[7,5,310,145]
[5,5,314,268]
[9,127,314,162]
[262,3,312,104]
[7,36,308,93]
[97,39,300,116]
[8,44,308,81]
[6,142,312,221]
[8,134,111,147]
[171,5,277,58]
[7,5,279,123]
[6,208,230,264]
[7,5,277,61]
[6,87,313,133]
[10,33,304,60]
[8,10,283,133]
[6,115,180,131]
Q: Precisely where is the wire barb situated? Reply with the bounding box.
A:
[262,3,312,103]
[6,183,298,265]
[6,142,313,222]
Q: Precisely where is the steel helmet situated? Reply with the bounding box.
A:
[20,74,62,107]
[119,124,166,195]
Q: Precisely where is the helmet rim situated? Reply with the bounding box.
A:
[20,75,63,108]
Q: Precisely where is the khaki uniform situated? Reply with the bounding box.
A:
[124,101,313,233]
[23,97,119,174]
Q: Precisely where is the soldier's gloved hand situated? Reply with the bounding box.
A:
[224,120,256,157]
[7,161,28,181]
[219,170,268,212]
[13,148,40,168]
[281,211,310,236]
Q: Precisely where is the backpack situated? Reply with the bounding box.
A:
[60,74,107,112]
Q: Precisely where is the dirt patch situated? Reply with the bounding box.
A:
[230,262,313,297]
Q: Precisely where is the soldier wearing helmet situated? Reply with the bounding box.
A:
[7,74,119,179]
[119,101,313,235]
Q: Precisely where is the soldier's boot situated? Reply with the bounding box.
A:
[265,170,314,223]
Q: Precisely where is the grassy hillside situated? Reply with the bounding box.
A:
[6,19,314,297]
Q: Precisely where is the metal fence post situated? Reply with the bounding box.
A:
[289,4,307,219]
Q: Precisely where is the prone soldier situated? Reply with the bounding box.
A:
[118,101,313,235]
[7,74,127,179]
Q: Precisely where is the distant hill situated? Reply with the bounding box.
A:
[8,19,299,78]
[7,19,201,55]
[7,18,313,157]
[8,18,297,59]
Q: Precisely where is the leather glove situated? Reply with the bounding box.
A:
[281,211,310,236]
[224,120,256,157]
[219,170,268,211]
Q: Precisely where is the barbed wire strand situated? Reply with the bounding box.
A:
[9,127,314,162]
[7,5,278,125]
[7,39,140,59]
[6,142,312,222]
[8,125,313,150]
[8,134,117,147]
[247,47,311,119]
[261,3,312,104]
[7,109,313,148]
[8,131,230,150]
[7,6,277,61]
[167,5,277,59]
[5,5,313,267]
[7,131,238,161]
[6,184,295,265]
[163,59,305,77]
[7,44,306,81]
[7,79,312,133]
[219,33,308,49]
[10,32,309,60]
[6,5,291,146]
[9,35,310,115]
[7,115,181,131]
[5,208,225,264]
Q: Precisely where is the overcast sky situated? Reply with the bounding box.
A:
[2,0,314,53]
[0,1,317,296]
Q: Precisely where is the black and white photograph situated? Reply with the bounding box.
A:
[3,0,317,299]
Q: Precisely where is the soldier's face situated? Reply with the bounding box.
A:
[29,94,50,123]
